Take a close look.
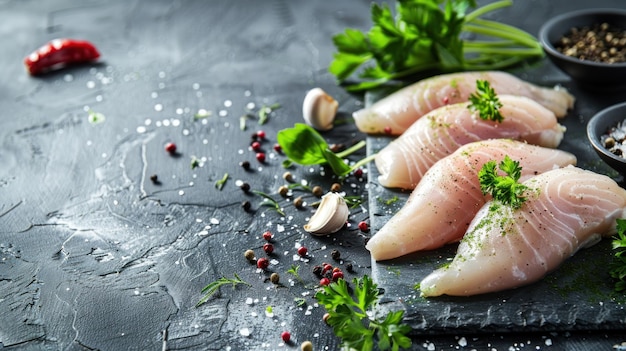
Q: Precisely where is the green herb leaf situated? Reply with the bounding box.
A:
[277,123,358,177]
[190,156,200,170]
[87,110,106,124]
[315,276,412,350]
[610,218,626,292]
[252,190,285,216]
[196,273,250,307]
[467,80,504,122]
[329,0,542,91]
[215,173,229,190]
[478,155,527,209]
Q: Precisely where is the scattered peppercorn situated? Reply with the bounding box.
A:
[297,246,308,257]
[278,185,289,197]
[263,243,274,255]
[331,249,341,261]
[256,130,266,140]
[329,143,345,153]
[242,201,252,212]
[251,141,262,151]
[240,182,251,193]
[556,22,626,63]
[240,160,251,170]
[322,263,333,275]
[311,186,323,197]
[332,271,344,281]
[293,196,304,208]
[301,341,313,351]
[330,183,341,192]
[281,331,291,343]
[150,174,159,184]
[346,262,354,273]
[384,126,392,134]
[262,231,273,241]
[164,142,177,154]
[283,171,293,182]
[319,277,330,286]
[270,272,280,284]
[244,249,255,261]
[257,257,269,270]
[273,143,282,153]
[358,221,369,232]
[256,152,266,163]
[353,168,364,178]
[312,265,322,277]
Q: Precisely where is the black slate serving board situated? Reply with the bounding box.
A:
[366,70,626,335]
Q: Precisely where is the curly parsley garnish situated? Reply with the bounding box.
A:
[610,218,626,292]
[468,80,504,122]
[315,275,412,350]
[478,155,527,209]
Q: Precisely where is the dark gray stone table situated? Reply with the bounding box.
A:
[1,1,625,350]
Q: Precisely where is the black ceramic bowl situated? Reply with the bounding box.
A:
[587,102,626,175]
[539,9,626,86]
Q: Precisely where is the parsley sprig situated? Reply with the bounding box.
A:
[330,0,543,91]
[478,155,527,209]
[468,80,503,122]
[610,218,626,292]
[277,123,375,177]
[315,275,412,351]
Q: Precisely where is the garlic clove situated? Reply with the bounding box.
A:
[302,87,338,131]
[304,192,349,235]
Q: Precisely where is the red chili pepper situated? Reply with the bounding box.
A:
[24,38,100,75]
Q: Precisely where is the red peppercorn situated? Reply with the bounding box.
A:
[256,257,269,270]
[164,142,177,154]
[256,152,266,163]
[319,277,330,286]
[332,271,344,281]
[251,141,262,151]
[273,143,282,153]
[256,130,266,140]
[383,126,392,135]
[358,221,369,232]
[443,96,450,104]
[263,243,274,255]
[353,168,363,178]
[262,231,272,241]
[281,331,291,343]
[322,264,333,275]
[297,246,308,257]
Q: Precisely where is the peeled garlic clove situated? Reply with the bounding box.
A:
[304,192,349,235]
[302,88,338,131]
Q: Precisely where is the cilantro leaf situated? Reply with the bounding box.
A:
[610,218,626,292]
[315,276,412,350]
[478,155,527,209]
[468,80,504,122]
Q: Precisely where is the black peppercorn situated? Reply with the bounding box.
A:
[331,249,341,261]
[242,201,251,211]
[240,161,251,170]
[240,182,251,192]
[312,265,322,277]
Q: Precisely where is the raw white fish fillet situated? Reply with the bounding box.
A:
[420,166,626,297]
[354,71,575,135]
[366,139,577,261]
[376,95,565,189]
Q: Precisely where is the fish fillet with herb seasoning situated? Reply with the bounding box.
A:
[420,166,626,297]
[376,95,566,189]
[353,71,574,135]
[366,139,577,261]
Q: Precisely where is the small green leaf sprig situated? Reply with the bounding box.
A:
[468,80,504,122]
[478,155,527,209]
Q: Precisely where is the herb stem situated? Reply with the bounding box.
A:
[336,140,366,159]
[349,153,377,174]
[464,0,512,22]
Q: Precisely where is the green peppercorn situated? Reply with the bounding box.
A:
[301,341,313,351]
[311,185,323,197]
[278,185,289,197]
[270,273,280,284]
[244,249,255,261]
[293,196,304,208]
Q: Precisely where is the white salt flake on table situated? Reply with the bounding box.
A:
[210,218,219,225]
[239,328,251,337]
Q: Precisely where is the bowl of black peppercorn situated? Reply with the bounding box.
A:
[587,102,626,176]
[539,8,626,87]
